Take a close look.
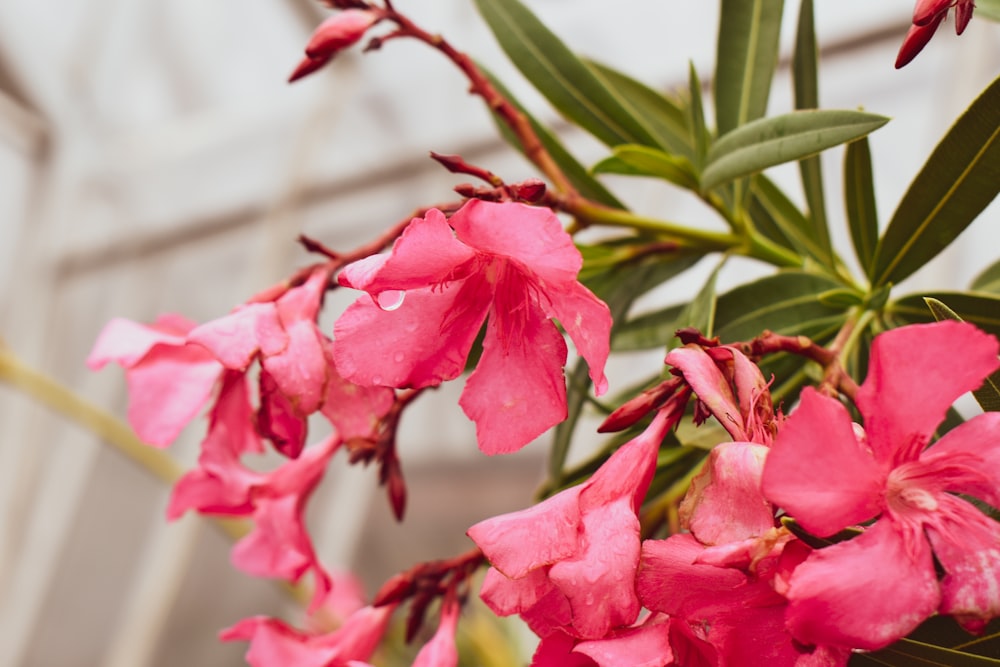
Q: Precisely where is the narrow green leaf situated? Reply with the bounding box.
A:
[585,60,694,157]
[971,258,1000,294]
[924,297,1000,412]
[702,110,889,190]
[870,74,1000,287]
[713,270,846,342]
[748,175,820,258]
[592,145,699,190]
[688,61,709,170]
[888,291,1000,338]
[844,137,880,276]
[792,0,832,264]
[474,0,658,147]
[862,638,1000,666]
[714,0,785,135]
[677,260,724,340]
[612,302,687,351]
[482,66,624,209]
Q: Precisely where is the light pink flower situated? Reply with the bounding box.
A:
[221,602,395,667]
[290,9,381,83]
[467,411,670,639]
[762,321,1000,648]
[87,314,224,446]
[334,200,612,455]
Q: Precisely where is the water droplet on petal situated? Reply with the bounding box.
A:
[393,351,405,363]
[372,374,384,385]
[376,290,406,311]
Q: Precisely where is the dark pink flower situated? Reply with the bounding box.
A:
[221,602,395,667]
[467,411,670,639]
[896,0,974,68]
[334,200,612,455]
[762,321,1000,648]
[412,595,460,667]
[87,314,224,446]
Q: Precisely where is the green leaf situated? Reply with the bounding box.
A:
[585,60,694,157]
[870,74,1000,287]
[888,291,1000,338]
[792,0,832,265]
[482,66,624,208]
[702,110,889,190]
[747,175,820,259]
[474,0,658,147]
[592,145,699,190]
[971,258,1000,294]
[976,0,1000,21]
[688,61,709,171]
[714,0,785,135]
[856,638,1000,666]
[677,260,724,340]
[713,270,846,342]
[844,137,880,276]
[924,297,1000,412]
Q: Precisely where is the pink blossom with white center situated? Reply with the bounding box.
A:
[762,321,1000,648]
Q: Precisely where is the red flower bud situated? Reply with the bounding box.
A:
[305,9,379,60]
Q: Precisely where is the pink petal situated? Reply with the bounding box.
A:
[87,316,192,370]
[761,388,884,537]
[125,343,223,446]
[449,200,582,286]
[321,339,395,441]
[920,412,1000,509]
[460,301,568,455]
[531,632,596,667]
[467,488,582,579]
[338,208,477,293]
[912,0,950,25]
[189,303,281,371]
[209,370,264,456]
[258,369,308,458]
[784,519,940,650]
[220,616,338,667]
[682,442,775,545]
[925,494,1000,631]
[261,320,329,414]
[543,278,612,396]
[580,409,671,515]
[573,616,673,667]
[666,345,747,441]
[304,10,379,59]
[548,499,643,638]
[857,321,999,465]
[478,566,560,617]
[516,580,575,639]
[412,596,460,667]
[334,279,490,388]
[895,14,945,68]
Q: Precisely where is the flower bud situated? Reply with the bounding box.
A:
[305,9,379,60]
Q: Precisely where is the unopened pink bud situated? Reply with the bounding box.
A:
[305,9,379,60]
[288,55,329,83]
[895,14,944,69]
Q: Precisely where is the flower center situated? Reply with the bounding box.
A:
[886,465,939,515]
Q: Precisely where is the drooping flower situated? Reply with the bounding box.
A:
[87,314,224,446]
[289,9,381,82]
[334,199,612,455]
[466,410,670,639]
[896,0,975,68]
[762,321,1000,648]
[412,595,461,667]
[221,602,396,667]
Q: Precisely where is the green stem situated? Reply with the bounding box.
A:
[0,344,309,606]
[569,200,739,251]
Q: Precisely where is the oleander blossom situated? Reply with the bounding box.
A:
[896,0,975,68]
[762,321,1000,649]
[334,199,612,455]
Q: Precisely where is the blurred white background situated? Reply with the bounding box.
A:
[0,1,998,665]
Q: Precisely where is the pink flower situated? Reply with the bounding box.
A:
[412,595,460,667]
[221,602,395,667]
[762,321,1000,648]
[87,314,224,446]
[334,200,612,455]
[896,0,974,68]
[289,9,380,83]
[466,411,671,639]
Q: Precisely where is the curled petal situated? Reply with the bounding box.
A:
[543,279,612,396]
[87,315,192,369]
[666,345,746,441]
[304,9,379,60]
